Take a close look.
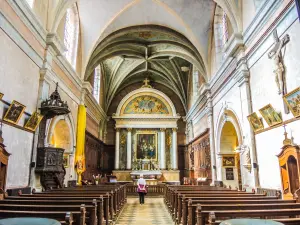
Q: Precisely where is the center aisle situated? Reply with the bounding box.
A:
[115,197,173,225]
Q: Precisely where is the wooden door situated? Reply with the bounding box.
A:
[287,156,299,194]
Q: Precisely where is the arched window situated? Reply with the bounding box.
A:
[26,0,35,8]
[93,65,101,103]
[213,5,232,69]
[64,4,79,69]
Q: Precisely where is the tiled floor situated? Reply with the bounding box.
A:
[115,197,174,225]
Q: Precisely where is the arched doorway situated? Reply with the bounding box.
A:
[48,117,75,186]
[219,121,242,189]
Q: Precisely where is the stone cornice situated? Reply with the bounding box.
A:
[6,0,47,48]
[209,58,237,99]
[223,33,243,57]
[46,33,67,57]
[53,56,82,90]
[85,92,108,121]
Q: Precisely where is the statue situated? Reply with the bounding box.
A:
[268,29,290,95]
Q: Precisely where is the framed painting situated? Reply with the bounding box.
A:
[259,104,282,127]
[135,132,158,160]
[0,93,3,100]
[283,87,300,118]
[63,154,69,168]
[24,112,44,131]
[3,100,26,124]
[247,112,264,132]
[222,156,235,167]
[225,168,234,180]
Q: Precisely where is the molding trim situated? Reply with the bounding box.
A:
[6,0,47,48]
[243,0,284,46]
[0,12,44,67]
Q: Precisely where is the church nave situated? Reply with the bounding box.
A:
[115,197,173,225]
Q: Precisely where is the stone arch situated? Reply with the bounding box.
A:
[115,87,177,117]
[214,0,242,33]
[215,107,243,187]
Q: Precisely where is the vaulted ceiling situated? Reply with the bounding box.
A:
[85,25,207,114]
[77,0,229,115]
[78,0,215,75]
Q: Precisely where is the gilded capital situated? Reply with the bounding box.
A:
[127,128,132,132]
[160,128,166,132]
[172,128,178,132]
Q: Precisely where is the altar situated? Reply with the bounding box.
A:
[112,79,181,184]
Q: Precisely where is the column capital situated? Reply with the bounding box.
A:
[127,128,132,132]
[172,128,178,132]
[115,128,120,132]
[160,128,166,132]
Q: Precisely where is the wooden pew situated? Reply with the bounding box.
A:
[193,202,300,225]
[0,210,80,225]
[204,207,300,225]
[0,204,95,225]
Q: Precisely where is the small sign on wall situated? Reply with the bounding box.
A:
[225,168,234,180]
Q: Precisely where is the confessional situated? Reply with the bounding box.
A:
[277,144,300,199]
[0,139,10,191]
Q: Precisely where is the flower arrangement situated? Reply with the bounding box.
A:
[93,174,101,185]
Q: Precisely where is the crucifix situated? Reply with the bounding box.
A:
[268,29,290,113]
[142,77,152,88]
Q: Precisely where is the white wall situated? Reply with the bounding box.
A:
[0,29,40,189]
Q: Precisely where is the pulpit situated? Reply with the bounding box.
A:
[36,147,65,190]
[277,144,300,199]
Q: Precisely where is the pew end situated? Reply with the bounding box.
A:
[208,212,216,225]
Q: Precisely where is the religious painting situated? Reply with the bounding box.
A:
[225,168,234,180]
[283,87,300,117]
[124,95,169,114]
[3,100,26,124]
[0,93,3,100]
[247,112,264,132]
[136,132,157,160]
[63,154,69,168]
[222,156,235,167]
[24,112,44,131]
[259,104,282,127]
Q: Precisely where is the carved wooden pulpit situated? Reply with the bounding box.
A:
[277,144,300,199]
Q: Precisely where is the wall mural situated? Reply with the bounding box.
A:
[124,95,169,114]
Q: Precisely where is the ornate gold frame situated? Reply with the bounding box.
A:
[247,112,264,132]
[259,104,282,127]
[3,100,26,125]
[24,112,44,131]
[283,87,300,118]
[135,130,158,161]
[222,155,236,167]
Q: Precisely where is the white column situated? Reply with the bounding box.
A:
[160,128,166,169]
[207,91,217,185]
[114,128,120,170]
[126,128,132,170]
[172,128,178,169]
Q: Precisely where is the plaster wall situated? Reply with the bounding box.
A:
[210,68,256,188]
[0,28,40,188]
[248,11,300,189]
[242,0,257,31]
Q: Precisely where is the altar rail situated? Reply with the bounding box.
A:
[257,187,281,197]
[126,184,166,196]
